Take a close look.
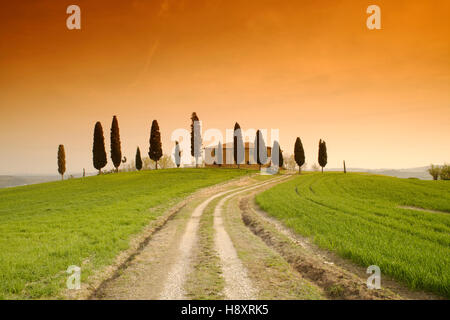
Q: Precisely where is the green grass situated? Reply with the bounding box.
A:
[0,168,251,299]
[255,172,450,297]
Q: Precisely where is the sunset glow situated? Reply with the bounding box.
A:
[1,0,449,174]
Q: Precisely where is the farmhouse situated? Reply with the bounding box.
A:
[204,142,272,168]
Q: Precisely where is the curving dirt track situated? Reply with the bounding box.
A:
[90,173,436,300]
[93,175,286,299]
[212,176,289,299]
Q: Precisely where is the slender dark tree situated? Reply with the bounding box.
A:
[174,141,181,168]
[217,141,223,167]
[343,160,347,173]
[233,122,244,169]
[253,130,267,170]
[110,115,122,172]
[271,140,281,167]
[135,147,143,171]
[190,112,202,168]
[149,120,163,169]
[318,139,328,173]
[57,144,66,180]
[93,121,107,174]
[278,142,284,168]
[294,137,305,173]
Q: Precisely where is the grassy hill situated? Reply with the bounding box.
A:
[256,172,450,297]
[0,168,251,299]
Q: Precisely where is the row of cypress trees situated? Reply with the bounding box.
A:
[251,129,283,170]
[93,116,164,174]
[230,126,285,170]
[293,137,328,173]
[86,114,190,175]
[57,112,328,178]
[93,115,327,174]
[137,112,201,171]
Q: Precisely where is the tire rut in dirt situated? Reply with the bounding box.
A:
[213,176,290,299]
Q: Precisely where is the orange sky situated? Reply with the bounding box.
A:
[0,0,449,174]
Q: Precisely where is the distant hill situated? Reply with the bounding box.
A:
[0,175,61,188]
[0,166,434,189]
[328,166,431,180]
[0,171,101,188]
[367,167,431,180]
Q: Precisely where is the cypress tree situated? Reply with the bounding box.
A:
[93,121,107,174]
[110,115,122,172]
[318,139,328,173]
[57,144,66,180]
[233,122,244,168]
[174,141,181,168]
[253,134,258,168]
[135,147,143,171]
[190,112,202,168]
[149,120,163,169]
[217,141,223,167]
[279,147,284,168]
[294,137,305,173]
[253,130,267,170]
[272,140,281,167]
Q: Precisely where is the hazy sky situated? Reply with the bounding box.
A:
[0,0,449,174]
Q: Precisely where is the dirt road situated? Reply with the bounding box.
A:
[93,175,291,299]
[91,173,433,300]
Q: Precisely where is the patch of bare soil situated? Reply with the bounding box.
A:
[399,206,449,215]
[242,197,443,300]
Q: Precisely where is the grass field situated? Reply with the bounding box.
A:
[0,168,251,299]
[256,172,450,297]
